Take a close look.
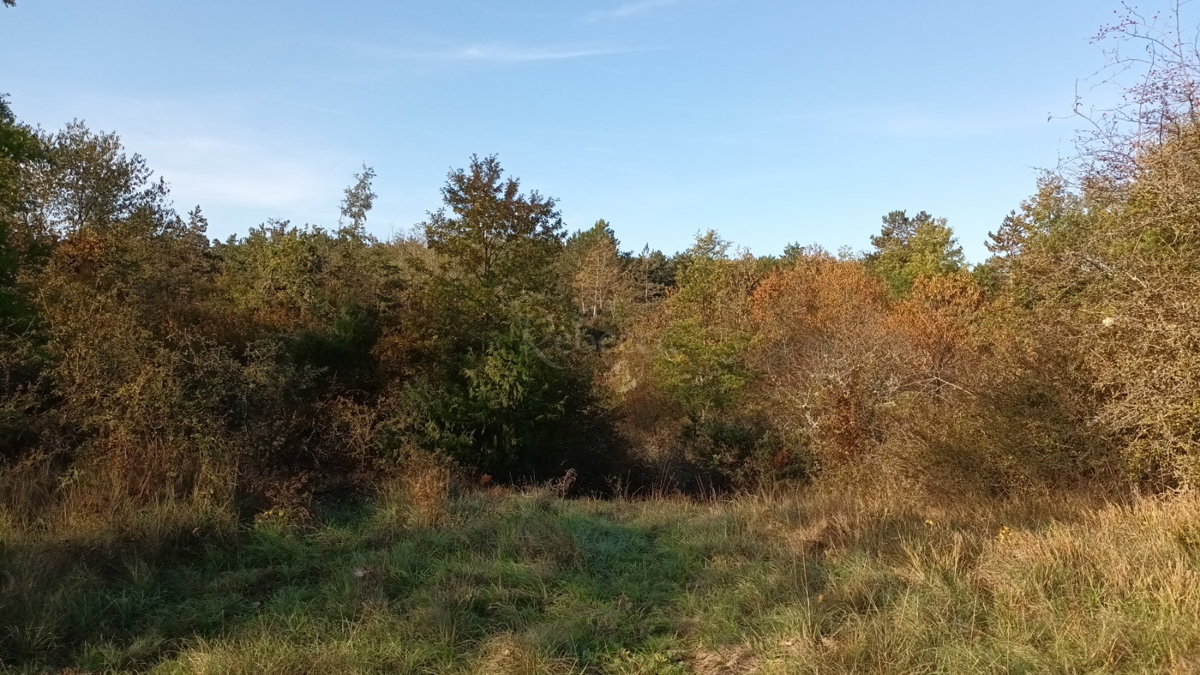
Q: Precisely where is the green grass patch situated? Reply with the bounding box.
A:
[2,490,1199,673]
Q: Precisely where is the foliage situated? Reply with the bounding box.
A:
[397,155,618,481]
[865,210,965,297]
[6,0,1200,511]
[981,3,1200,489]
[750,253,893,469]
[998,129,1200,488]
[422,154,563,315]
[563,220,634,338]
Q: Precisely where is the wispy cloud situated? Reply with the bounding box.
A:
[264,97,351,118]
[447,44,613,62]
[585,0,692,22]
[357,42,623,64]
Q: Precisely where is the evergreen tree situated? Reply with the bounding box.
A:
[865,210,964,297]
[411,155,584,475]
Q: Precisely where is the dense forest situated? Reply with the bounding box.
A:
[8,27,1200,515]
[0,99,1094,510]
[5,9,1200,521]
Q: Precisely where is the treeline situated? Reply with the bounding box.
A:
[4,17,1200,515]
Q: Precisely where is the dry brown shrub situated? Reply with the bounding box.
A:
[252,475,315,526]
[1075,131,1200,487]
[1006,125,1200,489]
[602,298,694,483]
[749,256,893,467]
[886,274,1096,493]
[749,256,1091,494]
[397,449,452,526]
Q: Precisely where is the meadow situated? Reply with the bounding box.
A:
[4,481,1199,674]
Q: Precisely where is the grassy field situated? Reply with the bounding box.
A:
[3,483,1200,674]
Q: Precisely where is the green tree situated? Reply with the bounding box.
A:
[866,210,964,297]
[423,154,563,320]
[27,121,171,238]
[644,231,773,484]
[654,231,756,422]
[0,95,43,324]
[339,164,376,240]
[0,96,46,463]
[979,175,1080,299]
[563,220,633,334]
[631,245,673,303]
[408,155,584,476]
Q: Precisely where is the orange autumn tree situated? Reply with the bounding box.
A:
[750,252,891,469]
[748,251,1092,493]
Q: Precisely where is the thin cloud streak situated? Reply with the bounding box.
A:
[449,44,611,62]
[585,0,691,21]
[569,58,632,77]
[357,42,626,64]
[265,97,351,117]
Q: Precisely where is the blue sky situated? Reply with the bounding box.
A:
[2,0,1123,260]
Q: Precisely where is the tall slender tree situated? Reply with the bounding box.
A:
[339,164,376,240]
